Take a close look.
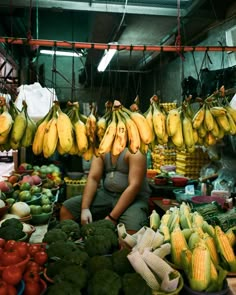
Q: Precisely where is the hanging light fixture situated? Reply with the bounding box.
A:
[40,49,82,57]
[97,42,118,72]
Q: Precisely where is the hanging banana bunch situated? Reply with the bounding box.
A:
[43,105,58,158]
[21,102,37,148]
[10,101,27,149]
[0,103,13,145]
[111,110,127,156]
[85,104,97,145]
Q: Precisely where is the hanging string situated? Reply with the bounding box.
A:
[51,45,57,104]
[27,0,33,40]
[175,0,185,61]
[71,46,75,102]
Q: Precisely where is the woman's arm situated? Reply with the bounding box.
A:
[81,155,104,210]
[108,150,147,221]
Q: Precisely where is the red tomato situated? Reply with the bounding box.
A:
[28,244,40,257]
[2,265,22,286]
[4,240,16,251]
[6,285,17,295]
[33,251,48,266]
[0,280,8,295]
[0,239,5,248]
[1,249,22,266]
[26,261,41,273]
[24,281,41,295]
[23,271,40,283]
[13,242,28,258]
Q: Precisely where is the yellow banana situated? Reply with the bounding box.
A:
[10,108,27,144]
[225,105,236,123]
[96,115,108,142]
[57,107,74,153]
[122,106,152,145]
[85,107,97,144]
[209,106,227,117]
[57,140,67,155]
[204,132,216,146]
[0,134,8,144]
[227,113,236,135]
[82,144,94,161]
[112,111,127,156]
[166,108,181,137]
[171,120,184,148]
[98,111,117,154]
[215,115,230,132]
[74,119,89,154]
[152,101,167,140]
[204,106,214,131]
[119,109,140,154]
[32,110,53,155]
[193,128,199,144]
[144,105,155,142]
[68,132,79,155]
[182,114,195,148]
[0,106,13,136]
[197,124,207,138]
[21,111,36,148]
[192,106,205,129]
[211,118,220,138]
[43,115,58,158]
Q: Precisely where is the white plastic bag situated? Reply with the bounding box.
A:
[15,82,58,121]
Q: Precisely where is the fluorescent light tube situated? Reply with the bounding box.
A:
[97,45,117,72]
[40,49,82,57]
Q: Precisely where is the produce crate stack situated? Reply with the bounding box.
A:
[151,145,177,173]
[160,102,177,112]
[64,177,87,199]
[176,146,210,179]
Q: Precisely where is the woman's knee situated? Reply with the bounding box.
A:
[60,205,76,220]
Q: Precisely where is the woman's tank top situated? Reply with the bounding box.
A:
[103,149,151,199]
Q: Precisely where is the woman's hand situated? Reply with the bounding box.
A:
[81,208,93,224]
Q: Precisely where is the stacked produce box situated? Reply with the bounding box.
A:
[151,145,176,173]
[176,146,210,179]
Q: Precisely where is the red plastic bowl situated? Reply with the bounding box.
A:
[154,177,168,185]
[171,177,188,187]
[191,195,225,207]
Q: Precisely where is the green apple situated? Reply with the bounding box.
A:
[19,190,32,202]
[20,182,31,191]
[30,205,42,215]
[5,198,15,206]
[41,195,51,205]
[30,185,41,195]
[42,204,52,213]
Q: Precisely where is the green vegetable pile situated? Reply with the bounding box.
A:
[44,219,152,295]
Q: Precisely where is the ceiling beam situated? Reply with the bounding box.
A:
[0,0,194,17]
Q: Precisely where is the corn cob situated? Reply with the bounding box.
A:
[160,211,171,225]
[119,109,140,154]
[214,225,236,272]
[122,106,152,144]
[127,250,160,291]
[149,210,160,231]
[182,228,194,241]
[43,113,58,158]
[134,227,156,254]
[192,106,205,129]
[159,224,170,243]
[170,225,189,267]
[56,107,74,153]
[166,108,181,137]
[152,101,167,140]
[142,249,177,283]
[202,221,215,237]
[203,233,219,266]
[153,243,171,259]
[205,261,219,292]
[150,230,164,250]
[112,111,127,156]
[189,241,211,292]
[188,231,201,250]
[225,228,236,247]
[192,212,204,227]
[180,214,192,229]
[181,247,192,275]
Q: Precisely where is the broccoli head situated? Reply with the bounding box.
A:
[1,218,23,231]
[111,248,134,275]
[63,248,89,267]
[87,255,113,276]
[122,272,152,295]
[46,281,81,295]
[88,269,122,295]
[43,228,68,244]
[55,219,81,240]
[81,219,116,238]
[54,264,88,290]
[46,260,73,278]
[46,240,79,259]
[0,226,25,241]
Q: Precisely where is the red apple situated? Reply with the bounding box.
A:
[0,181,12,192]
[21,175,34,186]
[31,175,42,185]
